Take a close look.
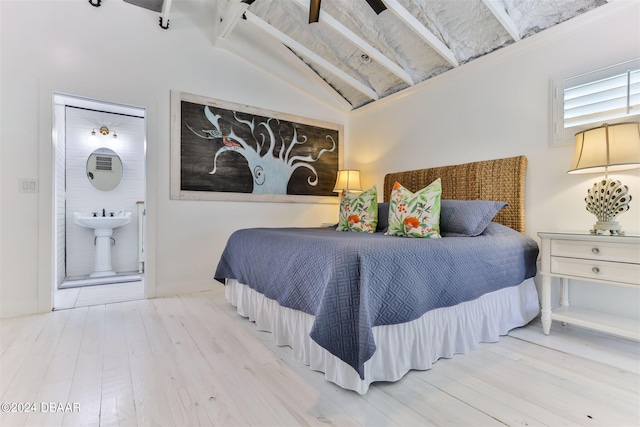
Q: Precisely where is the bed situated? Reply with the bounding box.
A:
[215,155,540,394]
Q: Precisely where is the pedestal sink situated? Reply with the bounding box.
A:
[73,211,131,278]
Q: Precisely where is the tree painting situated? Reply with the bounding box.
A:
[179,99,340,198]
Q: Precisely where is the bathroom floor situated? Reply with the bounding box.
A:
[54,279,144,310]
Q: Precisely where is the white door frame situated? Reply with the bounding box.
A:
[38,87,156,312]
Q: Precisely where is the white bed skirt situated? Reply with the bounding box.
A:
[225,278,540,394]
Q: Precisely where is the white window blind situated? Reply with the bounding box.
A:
[550,58,640,146]
[564,69,640,127]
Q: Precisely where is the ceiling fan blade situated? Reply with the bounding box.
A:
[309,0,321,23]
[365,0,387,15]
[123,0,163,13]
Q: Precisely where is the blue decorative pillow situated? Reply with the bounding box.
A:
[376,203,389,232]
[440,200,508,237]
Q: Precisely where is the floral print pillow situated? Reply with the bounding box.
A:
[385,179,441,238]
[336,186,378,233]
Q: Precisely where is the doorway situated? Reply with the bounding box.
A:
[52,94,147,310]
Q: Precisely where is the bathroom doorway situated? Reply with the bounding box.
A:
[52,94,147,310]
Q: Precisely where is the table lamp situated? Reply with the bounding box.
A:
[333,169,362,195]
[568,122,640,235]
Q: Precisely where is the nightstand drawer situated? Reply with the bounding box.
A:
[551,257,640,285]
[551,239,640,264]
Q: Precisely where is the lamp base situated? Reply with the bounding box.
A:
[585,178,631,236]
[590,220,625,236]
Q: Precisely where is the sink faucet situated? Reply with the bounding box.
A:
[102,208,106,217]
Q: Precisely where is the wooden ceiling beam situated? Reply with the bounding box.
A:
[159,0,172,29]
[292,0,414,86]
[219,0,251,39]
[482,0,521,41]
[381,0,459,67]
[244,11,380,101]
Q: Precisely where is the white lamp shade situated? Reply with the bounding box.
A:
[333,169,362,193]
[569,122,640,174]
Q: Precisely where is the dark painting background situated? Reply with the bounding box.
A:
[180,101,339,196]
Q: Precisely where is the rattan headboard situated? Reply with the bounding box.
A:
[383,155,527,233]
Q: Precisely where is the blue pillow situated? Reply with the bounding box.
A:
[440,200,507,237]
[376,202,389,232]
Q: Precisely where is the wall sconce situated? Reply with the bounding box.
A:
[91,126,117,139]
[333,169,362,195]
[568,122,640,235]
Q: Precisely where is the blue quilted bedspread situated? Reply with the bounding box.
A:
[214,222,538,379]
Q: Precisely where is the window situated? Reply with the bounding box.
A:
[550,58,639,146]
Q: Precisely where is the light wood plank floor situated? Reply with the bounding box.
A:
[1,283,638,427]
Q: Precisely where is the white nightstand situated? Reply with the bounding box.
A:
[538,232,640,340]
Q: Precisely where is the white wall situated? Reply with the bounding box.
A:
[0,1,345,318]
[347,2,640,319]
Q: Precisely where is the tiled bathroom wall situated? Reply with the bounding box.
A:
[64,107,145,278]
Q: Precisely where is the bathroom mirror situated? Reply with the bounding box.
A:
[86,147,123,191]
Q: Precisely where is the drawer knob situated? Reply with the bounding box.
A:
[591,247,600,254]
[592,266,600,274]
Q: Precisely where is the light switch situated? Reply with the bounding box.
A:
[19,178,38,193]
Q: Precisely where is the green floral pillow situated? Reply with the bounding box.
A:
[336,186,378,233]
[385,179,442,238]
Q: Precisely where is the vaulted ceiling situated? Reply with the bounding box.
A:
[117,0,608,110]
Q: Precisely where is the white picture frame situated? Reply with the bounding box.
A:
[170,91,343,203]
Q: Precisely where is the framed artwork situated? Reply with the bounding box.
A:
[170,91,343,203]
